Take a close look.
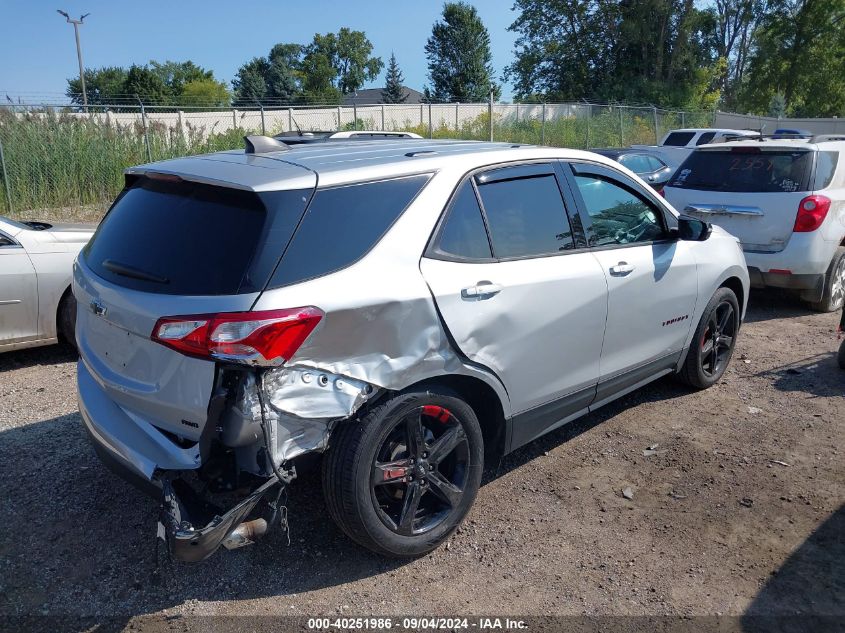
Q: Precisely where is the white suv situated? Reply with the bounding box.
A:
[665,136,845,311]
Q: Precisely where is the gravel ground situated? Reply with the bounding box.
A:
[0,290,842,629]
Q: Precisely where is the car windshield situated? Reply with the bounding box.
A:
[669,149,813,193]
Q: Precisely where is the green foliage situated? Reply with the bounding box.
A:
[425,2,500,102]
[232,57,270,104]
[181,79,231,108]
[233,29,381,105]
[768,92,787,117]
[149,60,212,95]
[506,0,721,109]
[124,64,169,104]
[737,0,845,117]
[382,53,407,104]
[66,66,127,105]
[65,60,225,106]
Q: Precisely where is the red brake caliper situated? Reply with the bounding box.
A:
[422,405,451,423]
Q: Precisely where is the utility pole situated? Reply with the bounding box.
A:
[57,10,90,112]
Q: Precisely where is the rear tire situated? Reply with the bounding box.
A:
[57,291,77,351]
[807,247,845,313]
[678,287,740,389]
[838,339,845,370]
[322,388,483,557]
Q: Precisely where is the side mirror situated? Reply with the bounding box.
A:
[677,215,712,241]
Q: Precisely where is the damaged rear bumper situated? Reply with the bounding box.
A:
[159,476,282,563]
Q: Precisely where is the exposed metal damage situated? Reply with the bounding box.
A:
[158,364,381,561]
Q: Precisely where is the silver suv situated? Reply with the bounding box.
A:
[75,138,749,561]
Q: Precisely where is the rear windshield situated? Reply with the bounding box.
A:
[669,149,813,193]
[84,177,311,295]
[663,132,695,146]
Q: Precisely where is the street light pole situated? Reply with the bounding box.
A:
[57,10,90,111]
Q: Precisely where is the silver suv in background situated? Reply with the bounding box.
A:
[75,138,749,561]
[665,136,845,312]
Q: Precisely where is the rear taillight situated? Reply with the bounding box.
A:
[794,195,831,232]
[152,307,323,366]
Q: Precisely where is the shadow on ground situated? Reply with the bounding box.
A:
[741,504,845,633]
[0,343,77,374]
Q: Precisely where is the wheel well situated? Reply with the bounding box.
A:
[410,375,507,463]
[56,286,73,340]
[720,276,745,314]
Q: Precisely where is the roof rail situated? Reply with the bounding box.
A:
[244,135,290,154]
[809,134,845,144]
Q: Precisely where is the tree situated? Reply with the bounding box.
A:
[149,60,212,96]
[124,64,169,103]
[300,29,383,99]
[738,0,845,117]
[266,44,303,102]
[505,0,719,108]
[66,66,128,105]
[382,53,407,103]
[425,2,500,102]
[181,79,230,107]
[711,0,769,108]
[232,57,270,105]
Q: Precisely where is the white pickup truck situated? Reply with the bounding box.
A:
[632,128,759,170]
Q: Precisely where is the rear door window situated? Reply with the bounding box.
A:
[813,151,839,190]
[83,177,311,295]
[670,149,813,193]
[270,174,430,287]
[430,181,493,260]
[663,132,695,147]
[619,154,651,173]
[696,132,716,145]
[474,166,575,258]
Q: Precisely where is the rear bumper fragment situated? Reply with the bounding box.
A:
[747,266,824,294]
[159,476,281,563]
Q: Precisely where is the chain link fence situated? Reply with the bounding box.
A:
[0,101,714,221]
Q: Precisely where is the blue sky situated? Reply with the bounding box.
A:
[0,1,519,102]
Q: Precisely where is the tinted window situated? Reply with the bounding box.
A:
[620,154,651,174]
[813,151,839,190]
[696,132,716,146]
[645,156,666,171]
[435,182,492,260]
[574,175,666,246]
[84,177,310,295]
[670,150,813,193]
[476,174,574,258]
[663,132,695,147]
[270,174,430,287]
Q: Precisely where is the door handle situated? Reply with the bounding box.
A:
[609,262,635,276]
[461,281,503,299]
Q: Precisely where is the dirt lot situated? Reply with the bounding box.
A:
[0,290,842,629]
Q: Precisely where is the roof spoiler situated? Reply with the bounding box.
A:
[244,135,290,154]
[809,134,845,143]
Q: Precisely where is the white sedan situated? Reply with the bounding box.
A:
[0,215,95,353]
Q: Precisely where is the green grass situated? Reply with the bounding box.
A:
[0,107,712,221]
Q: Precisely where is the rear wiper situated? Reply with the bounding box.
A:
[102,259,169,284]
